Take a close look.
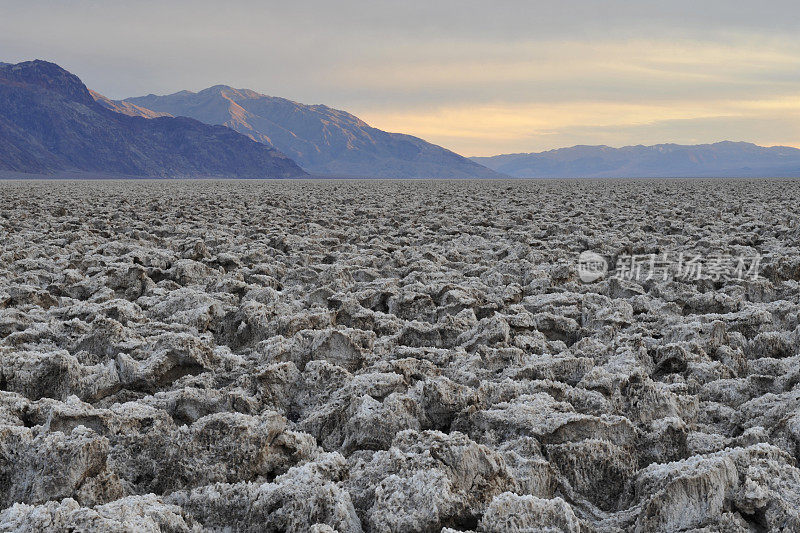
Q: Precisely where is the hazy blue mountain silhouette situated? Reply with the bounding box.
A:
[472,142,800,178]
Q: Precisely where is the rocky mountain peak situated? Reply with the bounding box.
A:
[0,59,96,107]
[125,87,503,178]
[0,60,307,177]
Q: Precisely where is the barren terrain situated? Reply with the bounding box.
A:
[1,178,799,532]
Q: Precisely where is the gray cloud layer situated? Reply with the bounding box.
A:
[2,1,799,154]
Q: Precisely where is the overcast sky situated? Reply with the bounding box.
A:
[3,1,800,156]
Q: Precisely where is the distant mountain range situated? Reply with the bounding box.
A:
[89,90,172,120]
[4,59,800,180]
[115,87,501,178]
[0,61,305,178]
[472,142,800,178]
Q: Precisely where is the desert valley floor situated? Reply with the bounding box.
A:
[0,178,799,532]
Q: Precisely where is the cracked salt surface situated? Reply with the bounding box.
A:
[0,178,799,532]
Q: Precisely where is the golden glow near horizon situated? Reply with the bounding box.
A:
[3,2,800,156]
[349,39,800,155]
[359,97,800,156]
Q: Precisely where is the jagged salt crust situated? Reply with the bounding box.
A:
[0,179,799,532]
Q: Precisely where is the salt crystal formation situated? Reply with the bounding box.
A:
[1,179,799,532]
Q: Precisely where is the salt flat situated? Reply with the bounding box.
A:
[0,178,799,532]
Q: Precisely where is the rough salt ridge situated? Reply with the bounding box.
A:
[0,178,799,532]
